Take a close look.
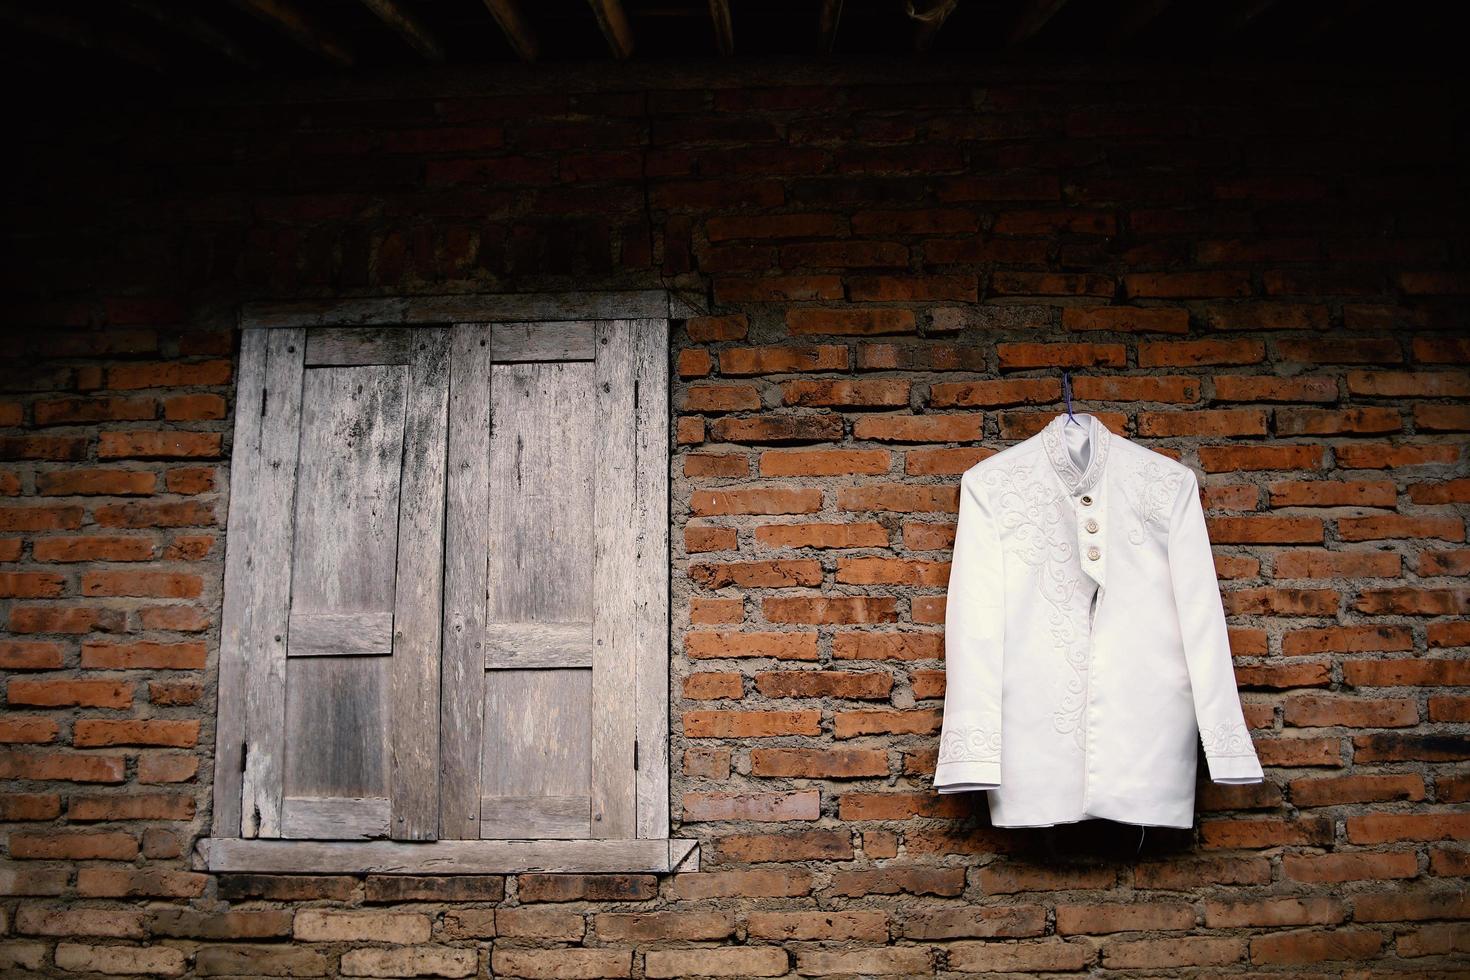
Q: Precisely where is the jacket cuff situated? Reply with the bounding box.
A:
[935,760,1001,794]
[1206,752,1264,784]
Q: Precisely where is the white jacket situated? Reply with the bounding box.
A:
[935,411,1264,828]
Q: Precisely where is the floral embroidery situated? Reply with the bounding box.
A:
[938,724,1002,764]
[1121,456,1184,545]
[979,455,1092,750]
[1200,720,1254,757]
[1041,413,1110,495]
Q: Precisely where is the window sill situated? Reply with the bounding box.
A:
[195,837,699,875]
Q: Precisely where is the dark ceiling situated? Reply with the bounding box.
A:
[0,0,1448,87]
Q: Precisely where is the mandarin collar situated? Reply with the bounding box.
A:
[1041,411,1110,495]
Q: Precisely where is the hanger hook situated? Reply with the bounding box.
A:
[1062,370,1077,424]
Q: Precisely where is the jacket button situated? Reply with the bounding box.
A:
[1087,546,1101,561]
[1080,495,1093,506]
[1085,519,1099,533]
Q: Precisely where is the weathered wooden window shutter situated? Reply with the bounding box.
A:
[218,327,449,841]
[209,296,679,872]
[440,320,664,842]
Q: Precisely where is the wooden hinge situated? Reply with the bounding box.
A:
[260,387,268,417]
[239,742,248,772]
[633,379,640,410]
[633,739,640,771]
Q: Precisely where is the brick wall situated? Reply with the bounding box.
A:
[2,63,1467,976]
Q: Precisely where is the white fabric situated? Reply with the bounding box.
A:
[935,412,1263,828]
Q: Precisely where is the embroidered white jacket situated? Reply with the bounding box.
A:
[935,412,1264,829]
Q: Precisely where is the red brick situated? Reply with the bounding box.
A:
[0,640,64,669]
[1336,442,1460,468]
[165,467,216,493]
[1282,850,1420,883]
[162,393,227,420]
[677,348,711,378]
[834,708,941,739]
[1056,901,1195,934]
[81,641,206,669]
[686,313,747,342]
[690,559,821,588]
[7,831,138,860]
[97,430,222,459]
[690,597,742,624]
[1274,549,1400,578]
[0,716,59,743]
[0,436,89,462]
[787,309,915,336]
[9,606,125,634]
[1345,658,1470,687]
[137,606,211,632]
[1339,514,1463,542]
[684,526,737,553]
[690,487,821,516]
[106,360,231,389]
[69,792,195,821]
[685,631,818,661]
[836,556,949,585]
[683,452,748,479]
[1249,927,1384,964]
[706,213,843,241]
[1139,408,1267,437]
[7,679,133,709]
[849,274,977,302]
[33,535,157,562]
[683,673,742,700]
[852,415,981,443]
[755,670,892,699]
[82,570,203,598]
[74,718,198,747]
[1206,516,1323,544]
[708,413,844,443]
[834,632,942,661]
[997,342,1127,370]
[0,505,85,531]
[138,753,200,784]
[683,790,819,822]
[93,499,215,528]
[1416,403,1470,431]
[36,469,157,496]
[1282,625,1411,656]
[714,276,843,303]
[682,384,760,411]
[751,747,888,779]
[1139,339,1265,367]
[683,710,821,738]
[782,379,909,407]
[0,572,65,598]
[0,750,125,783]
[1125,271,1251,298]
[755,521,888,548]
[763,596,897,624]
[0,792,62,820]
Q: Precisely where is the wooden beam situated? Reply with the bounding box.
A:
[240,290,679,329]
[908,0,958,52]
[359,0,446,61]
[196,837,700,874]
[229,0,354,67]
[125,0,265,70]
[587,0,634,59]
[1007,0,1071,46]
[481,0,538,61]
[818,0,843,54]
[708,0,733,56]
[1106,0,1173,47]
[0,3,168,73]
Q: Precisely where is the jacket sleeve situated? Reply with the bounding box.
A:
[1167,468,1264,784]
[934,470,1005,793]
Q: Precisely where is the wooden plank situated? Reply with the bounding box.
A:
[480,796,591,839]
[708,0,734,55]
[440,324,492,840]
[485,622,593,668]
[282,796,391,840]
[483,669,592,831]
[481,0,539,61]
[229,0,355,66]
[305,327,415,365]
[490,322,596,363]
[591,320,639,839]
[586,0,634,58]
[818,0,843,53]
[197,837,691,874]
[389,329,451,841]
[486,360,597,630]
[282,363,406,816]
[287,611,394,657]
[212,329,267,837]
[670,838,700,872]
[359,0,446,61]
[1007,0,1072,45]
[237,329,307,839]
[910,0,957,51]
[242,292,675,329]
[632,318,671,841]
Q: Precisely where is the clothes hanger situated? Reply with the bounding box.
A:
[1062,370,1082,426]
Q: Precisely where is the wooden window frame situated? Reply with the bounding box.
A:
[197,291,696,875]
